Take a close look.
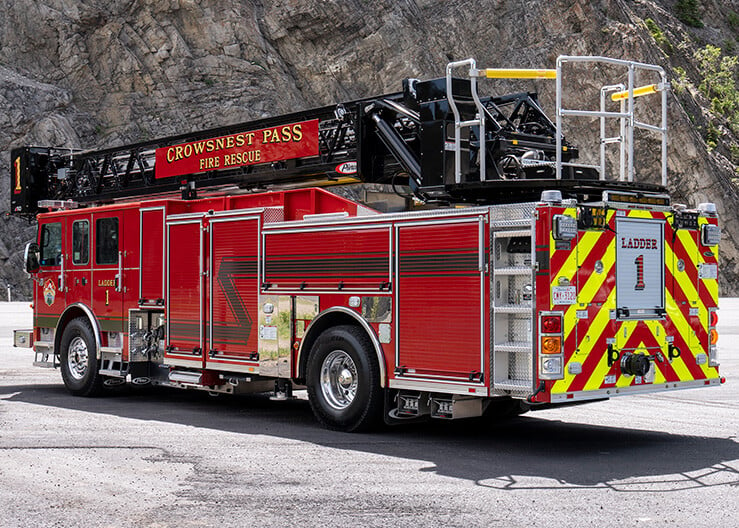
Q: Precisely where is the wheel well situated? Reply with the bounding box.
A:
[297,309,386,388]
[55,305,100,359]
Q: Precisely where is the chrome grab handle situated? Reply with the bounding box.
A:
[58,254,64,291]
[115,251,122,292]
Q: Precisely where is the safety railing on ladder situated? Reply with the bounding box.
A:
[555,56,669,185]
[445,55,669,186]
[446,59,557,184]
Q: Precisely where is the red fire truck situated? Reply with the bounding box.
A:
[11,56,723,431]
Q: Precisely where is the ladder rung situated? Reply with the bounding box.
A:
[495,342,532,352]
[494,381,533,391]
[494,304,532,314]
[494,266,531,275]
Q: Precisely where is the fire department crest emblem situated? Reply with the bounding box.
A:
[43,279,56,306]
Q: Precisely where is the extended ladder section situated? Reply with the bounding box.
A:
[10,56,669,216]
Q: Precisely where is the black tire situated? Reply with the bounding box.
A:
[59,317,104,396]
[306,325,383,432]
[484,398,530,420]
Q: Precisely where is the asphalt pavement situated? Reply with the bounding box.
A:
[0,301,737,528]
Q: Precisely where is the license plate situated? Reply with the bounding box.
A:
[552,286,577,305]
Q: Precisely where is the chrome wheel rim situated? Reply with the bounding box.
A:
[67,336,89,380]
[320,350,358,410]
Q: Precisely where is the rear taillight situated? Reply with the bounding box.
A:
[708,308,719,367]
[539,312,564,379]
[542,315,562,333]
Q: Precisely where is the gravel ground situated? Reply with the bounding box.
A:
[0,300,737,528]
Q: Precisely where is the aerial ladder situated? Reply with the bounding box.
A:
[12,56,668,215]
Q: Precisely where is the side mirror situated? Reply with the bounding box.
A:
[24,242,40,274]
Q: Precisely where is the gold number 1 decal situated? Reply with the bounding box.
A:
[13,157,21,192]
[105,289,110,305]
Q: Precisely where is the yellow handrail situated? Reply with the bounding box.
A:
[483,68,557,79]
[610,84,659,101]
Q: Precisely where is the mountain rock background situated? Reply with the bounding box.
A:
[0,0,738,298]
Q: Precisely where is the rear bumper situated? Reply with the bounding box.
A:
[550,377,722,403]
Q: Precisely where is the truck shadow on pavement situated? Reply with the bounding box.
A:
[5,382,739,491]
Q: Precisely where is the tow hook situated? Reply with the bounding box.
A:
[526,381,546,403]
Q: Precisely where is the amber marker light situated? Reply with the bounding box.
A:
[541,336,561,354]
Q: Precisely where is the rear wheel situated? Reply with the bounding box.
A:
[306,325,383,432]
[60,317,103,396]
[484,398,530,420]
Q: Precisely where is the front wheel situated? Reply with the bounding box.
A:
[306,325,383,432]
[60,317,103,396]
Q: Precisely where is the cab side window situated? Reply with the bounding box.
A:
[95,218,118,265]
[72,220,89,265]
[39,222,62,266]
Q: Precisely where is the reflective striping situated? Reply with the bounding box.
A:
[564,290,616,392]
[546,206,720,399]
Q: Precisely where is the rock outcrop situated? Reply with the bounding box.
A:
[1,0,737,298]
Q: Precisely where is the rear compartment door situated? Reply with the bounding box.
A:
[206,213,261,372]
[612,215,666,385]
[395,216,486,385]
[615,216,665,320]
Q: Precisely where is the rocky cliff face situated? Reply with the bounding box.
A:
[1,0,738,298]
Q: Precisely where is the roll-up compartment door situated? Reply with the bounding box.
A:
[207,215,260,370]
[165,218,204,368]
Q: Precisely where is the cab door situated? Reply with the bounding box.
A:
[66,215,92,308]
[91,212,124,333]
[35,219,66,329]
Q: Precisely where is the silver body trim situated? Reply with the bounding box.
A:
[389,378,488,396]
[296,306,387,388]
[56,302,102,359]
